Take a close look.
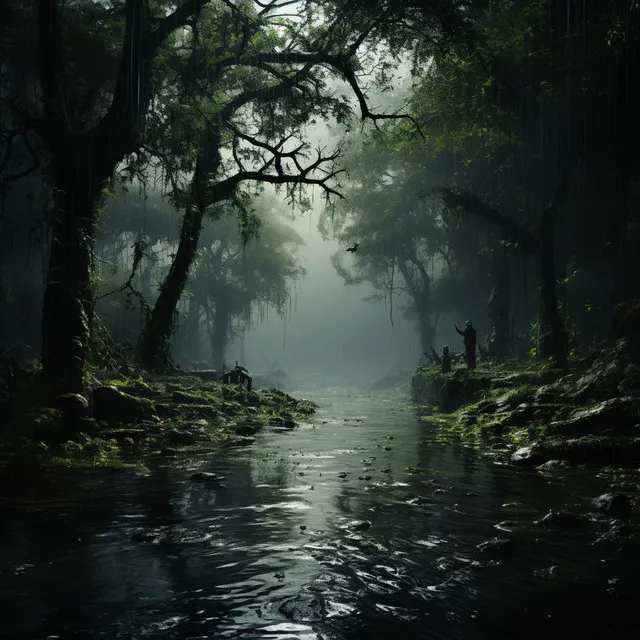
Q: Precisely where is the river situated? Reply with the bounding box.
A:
[0,388,637,639]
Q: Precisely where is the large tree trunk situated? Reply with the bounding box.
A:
[183,290,202,365]
[136,185,205,368]
[486,245,511,359]
[41,140,106,395]
[211,308,230,371]
[137,128,221,368]
[440,170,571,369]
[37,0,202,394]
[537,203,568,369]
[417,315,435,355]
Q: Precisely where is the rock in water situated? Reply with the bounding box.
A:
[190,471,225,483]
[534,510,588,529]
[168,429,196,445]
[476,536,514,557]
[591,493,632,518]
[343,519,371,532]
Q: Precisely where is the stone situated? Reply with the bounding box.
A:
[92,385,156,424]
[536,459,568,472]
[549,397,638,437]
[613,299,640,341]
[591,493,632,518]
[511,445,546,466]
[234,423,257,436]
[168,429,196,445]
[190,471,224,483]
[345,519,371,532]
[534,510,588,529]
[54,393,89,422]
[476,536,514,556]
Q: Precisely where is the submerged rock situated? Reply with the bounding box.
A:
[534,510,588,530]
[511,445,546,466]
[536,459,569,472]
[343,519,372,532]
[279,595,326,622]
[190,471,225,483]
[591,493,632,517]
[476,536,514,556]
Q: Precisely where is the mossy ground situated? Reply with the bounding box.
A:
[0,372,317,472]
[412,348,640,469]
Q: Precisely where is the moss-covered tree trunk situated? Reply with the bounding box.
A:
[137,128,221,368]
[37,0,206,393]
[137,163,206,369]
[211,307,230,371]
[41,140,104,395]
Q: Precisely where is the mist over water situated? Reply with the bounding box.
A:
[232,206,421,386]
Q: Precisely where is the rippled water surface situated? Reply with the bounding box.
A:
[1,388,638,639]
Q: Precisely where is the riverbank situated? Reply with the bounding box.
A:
[411,337,640,474]
[0,371,317,471]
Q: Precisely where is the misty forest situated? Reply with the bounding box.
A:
[1,1,640,638]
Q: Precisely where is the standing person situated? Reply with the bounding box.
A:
[455,320,477,370]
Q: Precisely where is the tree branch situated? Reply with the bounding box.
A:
[150,0,211,53]
[0,132,40,193]
[207,143,346,205]
[438,187,539,254]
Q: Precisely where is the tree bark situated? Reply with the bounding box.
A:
[440,171,571,369]
[486,244,511,359]
[41,138,106,395]
[137,161,207,368]
[137,124,223,368]
[211,307,230,371]
[37,0,207,394]
[537,201,568,369]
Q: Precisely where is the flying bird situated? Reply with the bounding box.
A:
[346,242,359,253]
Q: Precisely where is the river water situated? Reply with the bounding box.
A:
[0,388,638,639]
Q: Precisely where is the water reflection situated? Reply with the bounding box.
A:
[0,387,638,639]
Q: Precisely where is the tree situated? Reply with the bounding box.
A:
[133,0,428,368]
[183,198,305,368]
[320,132,455,353]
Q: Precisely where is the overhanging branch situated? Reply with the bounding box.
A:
[438,187,539,254]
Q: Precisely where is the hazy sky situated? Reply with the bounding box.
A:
[229,195,421,384]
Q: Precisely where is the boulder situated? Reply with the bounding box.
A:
[534,510,588,529]
[476,536,514,556]
[511,445,547,466]
[92,385,156,424]
[549,397,639,437]
[233,422,257,436]
[613,300,640,341]
[343,519,371,532]
[190,471,225,483]
[167,429,197,445]
[591,493,632,518]
[54,393,89,422]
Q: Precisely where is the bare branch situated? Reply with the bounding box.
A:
[207,143,346,205]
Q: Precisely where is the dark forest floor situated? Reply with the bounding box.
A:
[0,370,317,472]
[411,338,640,483]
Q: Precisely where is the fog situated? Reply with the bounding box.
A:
[229,203,421,385]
